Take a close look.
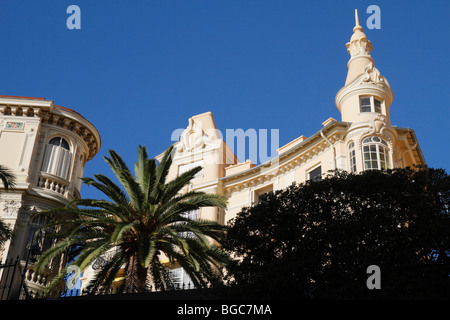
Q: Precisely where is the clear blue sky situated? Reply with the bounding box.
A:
[1,0,449,199]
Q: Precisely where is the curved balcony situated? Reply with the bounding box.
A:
[18,261,52,299]
[35,172,84,203]
[37,172,69,197]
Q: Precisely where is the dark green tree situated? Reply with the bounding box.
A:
[223,167,450,299]
[35,146,229,294]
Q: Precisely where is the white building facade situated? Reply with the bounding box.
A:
[0,95,100,299]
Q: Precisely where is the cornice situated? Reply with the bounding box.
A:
[221,123,349,194]
[0,99,100,161]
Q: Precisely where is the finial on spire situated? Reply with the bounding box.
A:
[355,9,360,27]
[345,9,374,84]
[353,9,363,32]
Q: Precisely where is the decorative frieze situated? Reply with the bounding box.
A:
[0,103,99,160]
[5,121,24,130]
[2,200,22,219]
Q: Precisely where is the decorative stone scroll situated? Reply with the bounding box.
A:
[360,62,386,87]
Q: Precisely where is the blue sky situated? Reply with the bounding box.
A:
[1,0,449,199]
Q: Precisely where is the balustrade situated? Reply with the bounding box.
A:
[37,172,70,197]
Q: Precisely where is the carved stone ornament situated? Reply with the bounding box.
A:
[178,120,204,153]
[357,119,395,153]
[177,119,221,154]
[92,249,119,270]
[346,38,373,57]
[373,114,387,134]
[2,200,22,218]
[360,62,386,86]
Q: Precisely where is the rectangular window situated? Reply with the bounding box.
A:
[349,149,357,173]
[308,166,322,182]
[179,209,199,239]
[182,209,199,221]
[360,97,372,113]
[374,99,382,113]
[178,160,204,177]
[360,96,383,113]
[169,267,194,289]
[254,185,273,204]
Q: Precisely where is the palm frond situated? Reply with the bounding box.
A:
[0,165,16,190]
[36,144,230,294]
[134,145,157,205]
[84,251,125,294]
[34,237,77,273]
[111,220,140,243]
[159,166,203,204]
[104,150,145,212]
[152,146,175,203]
[82,174,129,206]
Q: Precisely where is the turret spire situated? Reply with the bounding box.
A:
[344,9,373,86]
[335,10,393,123]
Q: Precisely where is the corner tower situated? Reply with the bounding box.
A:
[0,95,101,299]
[335,10,425,173]
[335,9,393,124]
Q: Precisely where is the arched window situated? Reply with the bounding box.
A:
[23,214,54,263]
[348,141,357,173]
[41,137,71,179]
[362,136,389,171]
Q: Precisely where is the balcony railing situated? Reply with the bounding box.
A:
[37,172,70,198]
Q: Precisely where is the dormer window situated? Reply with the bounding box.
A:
[41,137,71,180]
[360,96,382,113]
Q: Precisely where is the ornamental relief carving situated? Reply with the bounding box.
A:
[346,38,373,57]
[178,120,205,153]
[357,131,395,153]
[2,200,22,218]
[359,62,386,87]
[177,119,221,155]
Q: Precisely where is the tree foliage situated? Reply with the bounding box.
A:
[223,167,450,299]
[0,164,15,247]
[35,145,229,295]
[0,164,16,191]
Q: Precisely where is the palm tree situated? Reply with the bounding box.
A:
[0,165,16,190]
[0,219,13,249]
[35,145,229,294]
[0,165,15,247]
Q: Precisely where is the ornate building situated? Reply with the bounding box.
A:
[149,10,426,287]
[0,95,100,299]
[1,10,425,294]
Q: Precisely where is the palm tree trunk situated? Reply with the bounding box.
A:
[124,253,148,293]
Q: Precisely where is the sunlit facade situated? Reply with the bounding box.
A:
[0,96,100,299]
[0,10,426,296]
[147,10,425,286]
